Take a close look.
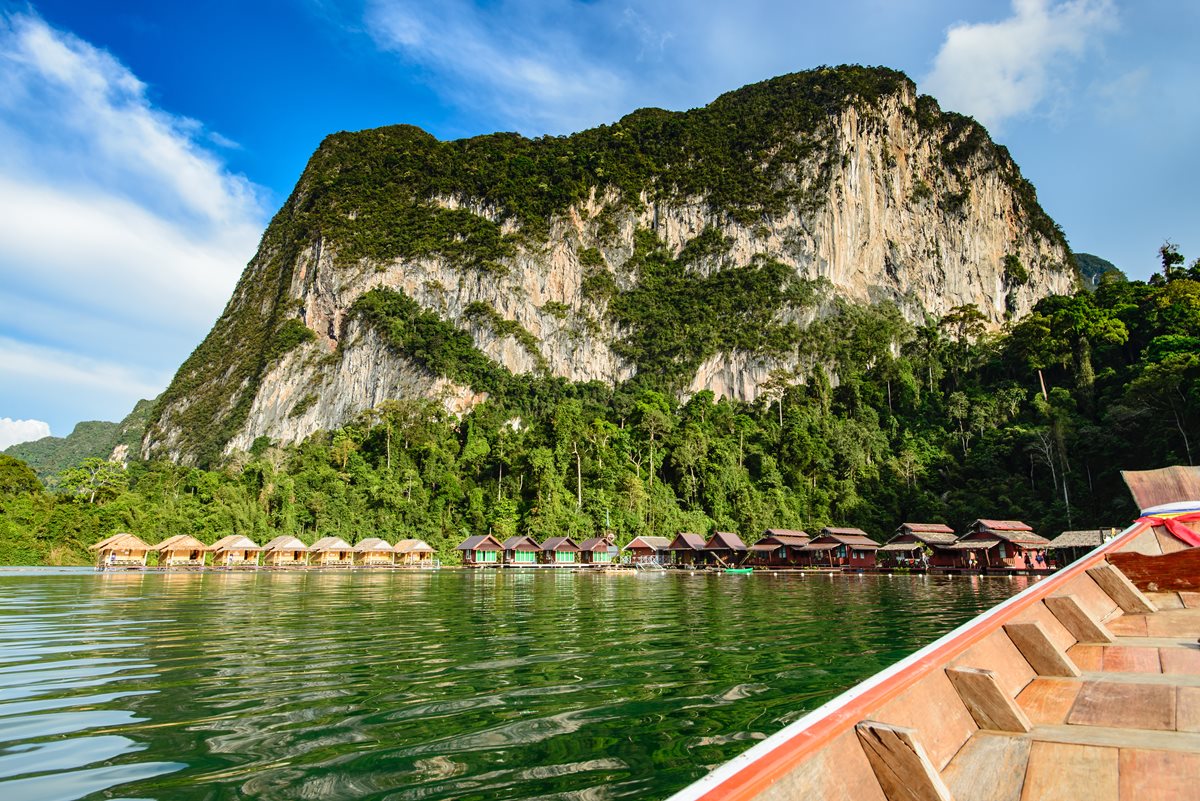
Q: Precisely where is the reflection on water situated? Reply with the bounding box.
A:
[0,570,1026,800]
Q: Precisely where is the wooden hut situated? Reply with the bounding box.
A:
[207,535,262,568]
[394,539,437,567]
[578,537,617,565]
[541,536,582,565]
[456,534,503,566]
[90,533,151,569]
[261,536,309,568]
[801,528,879,569]
[748,529,810,567]
[1047,528,1118,567]
[623,535,670,564]
[1046,527,1118,565]
[664,532,707,566]
[956,520,1051,570]
[152,534,207,568]
[501,535,541,566]
[309,536,354,567]
[877,523,957,568]
[704,531,749,567]
[353,537,395,567]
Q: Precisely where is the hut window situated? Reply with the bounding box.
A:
[999,543,1008,559]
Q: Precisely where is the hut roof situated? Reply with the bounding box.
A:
[1049,529,1118,549]
[976,529,1051,546]
[879,542,925,552]
[394,539,435,553]
[765,528,810,538]
[541,536,581,552]
[902,522,955,534]
[208,535,261,552]
[973,519,1034,532]
[624,536,671,550]
[152,534,207,552]
[578,537,612,551]
[755,532,811,546]
[262,535,308,552]
[948,539,1002,550]
[310,536,353,552]
[501,535,541,551]
[665,532,707,550]
[885,529,957,546]
[812,531,879,548]
[353,537,394,552]
[89,533,151,551]
[456,534,502,551]
[1122,465,1200,511]
[705,531,748,551]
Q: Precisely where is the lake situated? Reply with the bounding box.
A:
[0,569,1028,800]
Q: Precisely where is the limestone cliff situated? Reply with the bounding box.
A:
[143,66,1076,465]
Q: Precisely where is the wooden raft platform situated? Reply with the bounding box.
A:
[668,500,1200,801]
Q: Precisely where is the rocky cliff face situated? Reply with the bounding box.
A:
[143,66,1076,465]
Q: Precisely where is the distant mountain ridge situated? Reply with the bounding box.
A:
[142,65,1077,466]
[4,399,156,483]
[1074,252,1125,290]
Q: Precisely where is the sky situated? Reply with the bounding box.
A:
[0,0,1196,448]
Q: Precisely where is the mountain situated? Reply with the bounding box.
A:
[1074,252,1125,290]
[143,66,1076,467]
[6,399,156,483]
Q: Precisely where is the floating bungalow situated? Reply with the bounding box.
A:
[748,529,810,567]
[877,523,957,567]
[353,537,395,567]
[207,535,262,568]
[664,532,708,566]
[152,534,207,568]
[541,536,581,565]
[704,531,749,567]
[261,536,309,567]
[1048,528,1119,567]
[578,537,617,565]
[90,533,151,569]
[956,519,1051,570]
[665,465,1200,801]
[802,528,879,569]
[394,539,437,567]
[501,535,541,566]
[309,536,354,567]
[456,534,503,566]
[624,535,671,564]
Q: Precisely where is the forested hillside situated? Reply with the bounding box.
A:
[3,248,1197,566]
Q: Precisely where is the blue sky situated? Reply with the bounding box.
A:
[0,0,1197,447]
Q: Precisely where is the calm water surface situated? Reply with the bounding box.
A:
[0,569,1028,800]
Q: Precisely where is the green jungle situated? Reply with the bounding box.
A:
[2,246,1197,566]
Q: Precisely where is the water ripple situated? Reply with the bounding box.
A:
[0,570,1025,800]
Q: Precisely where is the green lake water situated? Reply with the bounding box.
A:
[0,569,1028,800]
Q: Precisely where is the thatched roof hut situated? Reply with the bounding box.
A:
[261,535,309,567]
[353,537,395,566]
[152,534,207,567]
[208,535,262,567]
[456,534,503,565]
[310,536,354,567]
[90,533,151,569]
[394,539,436,565]
[541,536,581,564]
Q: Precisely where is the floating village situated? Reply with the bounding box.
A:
[89,519,1117,573]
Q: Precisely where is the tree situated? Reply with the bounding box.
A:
[57,458,128,504]
[0,455,41,496]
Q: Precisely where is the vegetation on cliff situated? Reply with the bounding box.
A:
[6,254,1198,566]
[144,65,1068,466]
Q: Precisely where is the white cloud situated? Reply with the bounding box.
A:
[923,0,1117,130]
[0,417,52,450]
[0,11,267,431]
[366,0,630,134]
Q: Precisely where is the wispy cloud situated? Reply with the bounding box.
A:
[0,11,268,430]
[0,417,51,450]
[923,0,1117,129]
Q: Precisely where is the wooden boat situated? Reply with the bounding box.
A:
[668,466,1200,801]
